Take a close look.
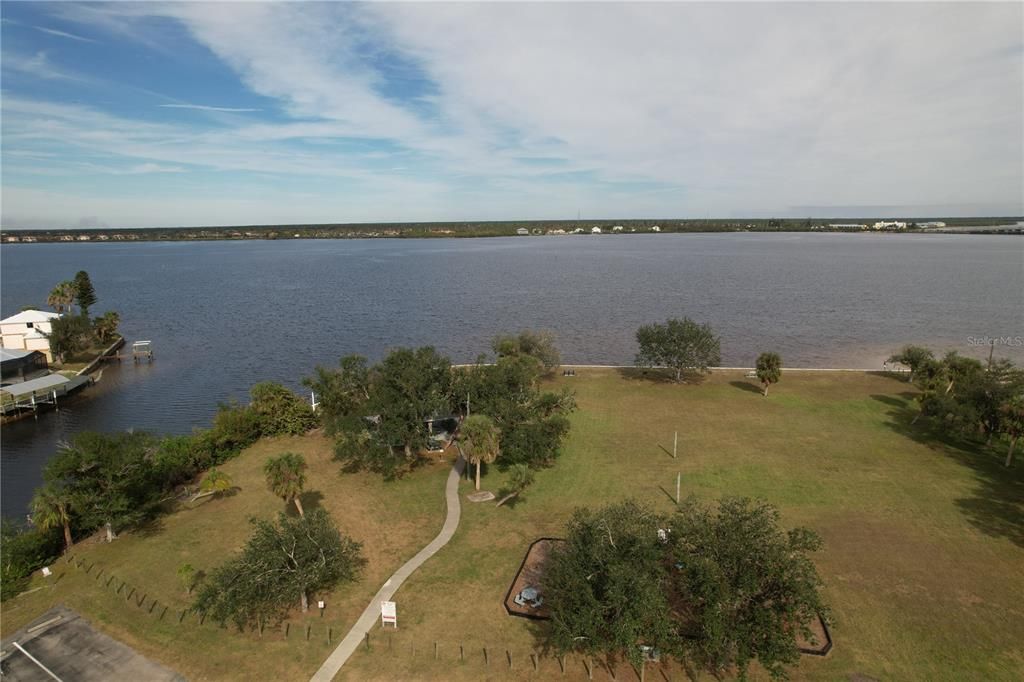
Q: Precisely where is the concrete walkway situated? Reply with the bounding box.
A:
[310,455,466,682]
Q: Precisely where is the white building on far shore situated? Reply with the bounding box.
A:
[0,310,61,362]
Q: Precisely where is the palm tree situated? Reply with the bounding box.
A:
[459,414,500,491]
[47,281,75,314]
[30,484,74,552]
[190,468,233,502]
[263,452,307,516]
[94,311,121,344]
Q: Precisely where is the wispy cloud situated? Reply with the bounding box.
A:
[33,25,97,43]
[159,104,262,113]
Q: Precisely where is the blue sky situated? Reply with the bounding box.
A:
[2,2,1022,229]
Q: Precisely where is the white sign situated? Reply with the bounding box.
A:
[318,600,325,610]
[41,566,52,577]
[381,600,397,627]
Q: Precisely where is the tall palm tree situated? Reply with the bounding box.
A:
[30,484,74,552]
[459,414,500,491]
[47,281,75,314]
[263,452,307,516]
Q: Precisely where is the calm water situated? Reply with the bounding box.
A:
[2,233,1022,516]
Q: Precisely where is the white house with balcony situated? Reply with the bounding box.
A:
[0,310,61,362]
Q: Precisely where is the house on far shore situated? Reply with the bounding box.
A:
[591,226,602,234]
[516,228,530,235]
[1,349,49,384]
[612,225,624,232]
[651,225,661,232]
[0,310,60,362]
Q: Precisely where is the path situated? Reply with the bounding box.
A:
[310,455,466,682]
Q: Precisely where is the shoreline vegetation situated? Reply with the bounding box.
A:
[2,326,1020,679]
[2,216,1022,244]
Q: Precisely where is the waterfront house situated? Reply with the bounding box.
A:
[651,225,661,232]
[591,226,602,234]
[1,349,49,383]
[0,310,61,362]
[612,225,624,232]
[516,228,530,235]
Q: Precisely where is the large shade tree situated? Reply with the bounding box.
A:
[635,317,721,383]
[459,414,501,490]
[545,498,828,679]
[264,452,308,516]
[193,508,364,626]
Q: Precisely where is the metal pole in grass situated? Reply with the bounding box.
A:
[673,431,677,458]
[676,472,681,505]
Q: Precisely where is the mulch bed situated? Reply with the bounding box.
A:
[503,538,565,620]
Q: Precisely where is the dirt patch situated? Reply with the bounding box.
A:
[503,538,565,620]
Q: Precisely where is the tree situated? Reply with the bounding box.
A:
[193,508,364,627]
[755,352,783,396]
[73,271,97,316]
[635,317,721,382]
[667,497,827,680]
[302,355,371,436]
[459,414,500,490]
[30,484,74,552]
[888,345,934,383]
[371,347,453,461]
[249,382,317,436]
[43,431,162,542]
[44,314,91,363]
[93,311,120,344]
[46,281,75,314]
[495,464,535,507]
[1,520,62,602]
[492,330,561,372]
[999,396,1024,467]
[545,500,673,669]
[264,452,308,516]
[545,498,828,680]
[190,468,234,502]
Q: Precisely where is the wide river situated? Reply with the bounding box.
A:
[2,233,1022,516]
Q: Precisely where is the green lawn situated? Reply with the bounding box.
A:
[3,370,1021,681]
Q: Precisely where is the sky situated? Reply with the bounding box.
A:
[1,1,1022,230]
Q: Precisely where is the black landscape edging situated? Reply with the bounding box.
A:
[797,613,833,657]
[503,537,565,621]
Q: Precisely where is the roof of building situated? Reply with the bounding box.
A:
[1,373,69,398]
[0,349,41,362]
[0,310,61,325]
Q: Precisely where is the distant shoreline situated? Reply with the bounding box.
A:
[3,218,1022,244]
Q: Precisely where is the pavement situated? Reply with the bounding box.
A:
[0,605,184,682]
[310,455,466,682]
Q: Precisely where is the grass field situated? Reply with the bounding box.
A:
[3,370,1022,681]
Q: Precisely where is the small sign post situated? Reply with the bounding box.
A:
[381,600,397,628]
[318,600,326,617]
[41,566,52,577]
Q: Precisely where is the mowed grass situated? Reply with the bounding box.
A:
[3,370,1022,681]
[1,432,451,681]
[339,370,1023,681]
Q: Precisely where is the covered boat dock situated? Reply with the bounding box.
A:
[0,373,92,419]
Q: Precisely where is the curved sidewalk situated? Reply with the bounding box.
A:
[310,456,465,682]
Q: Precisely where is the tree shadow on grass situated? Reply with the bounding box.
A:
[616,367,709,385]
[290,490,325,516]
[728,380,763,395]
[870,394,1023,548]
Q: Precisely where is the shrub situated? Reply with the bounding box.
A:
[1,520,62,601]
[250,382,317,436]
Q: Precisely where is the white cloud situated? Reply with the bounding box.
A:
[33,25,98,43]
[6,1,1023,226]
[159,104,262,113]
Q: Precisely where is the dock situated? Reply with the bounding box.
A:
[0,373,93,422]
